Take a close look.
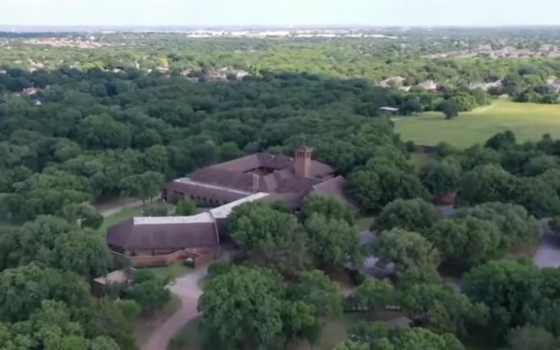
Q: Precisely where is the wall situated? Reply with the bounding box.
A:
[113,249,219,268]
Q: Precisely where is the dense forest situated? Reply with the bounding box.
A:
[2,28,560,350]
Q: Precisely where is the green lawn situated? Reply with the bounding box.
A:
[98,206,144,234]
[395,101,560,149]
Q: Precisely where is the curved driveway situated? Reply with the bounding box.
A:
[142,266,207,350]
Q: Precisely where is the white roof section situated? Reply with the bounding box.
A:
[133,212,214,225]
[94,269,131,285]
[131,192,269,225]
[380,106,399,112]
[174,177,253,196]
[210,192,269,219]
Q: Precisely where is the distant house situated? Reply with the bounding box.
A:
[14,87,42,97]
[418,79,437,90]
[379,106,399,115]
[469,82,487,90]
[546,79,560,93]
[379,76,406,88]
[92,268,135,297]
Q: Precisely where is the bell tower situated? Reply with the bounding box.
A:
[294,145,313,178]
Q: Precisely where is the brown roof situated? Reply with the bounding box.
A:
[262,168,323,193]
[107,218,219,251]
[165,180,251,203]
[311,176,359,210]
[182,151,335,194]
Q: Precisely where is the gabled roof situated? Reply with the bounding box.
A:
[209,192,270,219]
[107,216,218,251]
[183,152,334,194]
[311,175,359,210]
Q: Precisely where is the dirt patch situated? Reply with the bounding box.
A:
[328,269,356,296]
[135,295,182,345]
[511,242,540,258]
[356,216,375,231]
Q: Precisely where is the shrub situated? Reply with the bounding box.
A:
[207,260,230,277]
[168,333,189,350]
[346,268,366,286]
[183,257,195,268]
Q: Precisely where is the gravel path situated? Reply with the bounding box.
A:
[141,249,235,350]
[141,266,208,350]
[533,221,560,268]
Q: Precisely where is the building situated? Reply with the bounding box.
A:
[92,268,135,297]
[106,146,355,268]
[107,193,270,267]
[163,145,344,208]
[379,106,399,115]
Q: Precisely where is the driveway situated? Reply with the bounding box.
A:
[141,248,236,350]
[533,220,560,268]
[142,267,206,350]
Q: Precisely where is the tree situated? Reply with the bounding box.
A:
[458,164,516,206]
[61,202,104,229]
[463,259,542,338]
[550,217,560,233]
[285,270,343,347]
[347,322,465,350]
[455,202,541,250]
[370,229,441,284]
[424,216,502,269]
[440,99,459,119]
[484,130,516,152]
[506,325,558,350]
[0,263,92,322]
[347,165,429,213]
[401,99,423,115]
[373,198,442,234]
[400,283,488,336]
[522,155,560,177]
[141,202,169,216]
[304,213,362,270]
[512,177,560,218]
[0,215,113,278]
[335,340,370,350]
[300,194,355,225]
[228,202,307,276]
[175,198,197,216]
[128,270,171,314]
[420,159,462,197]
[77,298,138,350]
[0,300,114,350]
[459,145,502,170]
[345,278,395,314]
[120,171,165,204]
[198,266,285,350]
[288,270,343,318]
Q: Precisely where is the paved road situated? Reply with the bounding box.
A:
[141,249,235,350]
[533,220,560,268]
[142,266,207,350]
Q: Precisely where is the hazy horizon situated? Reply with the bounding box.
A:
[2,0,560,28]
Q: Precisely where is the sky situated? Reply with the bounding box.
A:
[1,0,560,27]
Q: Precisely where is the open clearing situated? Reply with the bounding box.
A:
[395,101,560,148]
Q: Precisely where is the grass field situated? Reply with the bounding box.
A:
[395,101,560,149]
[98,206,144,234]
